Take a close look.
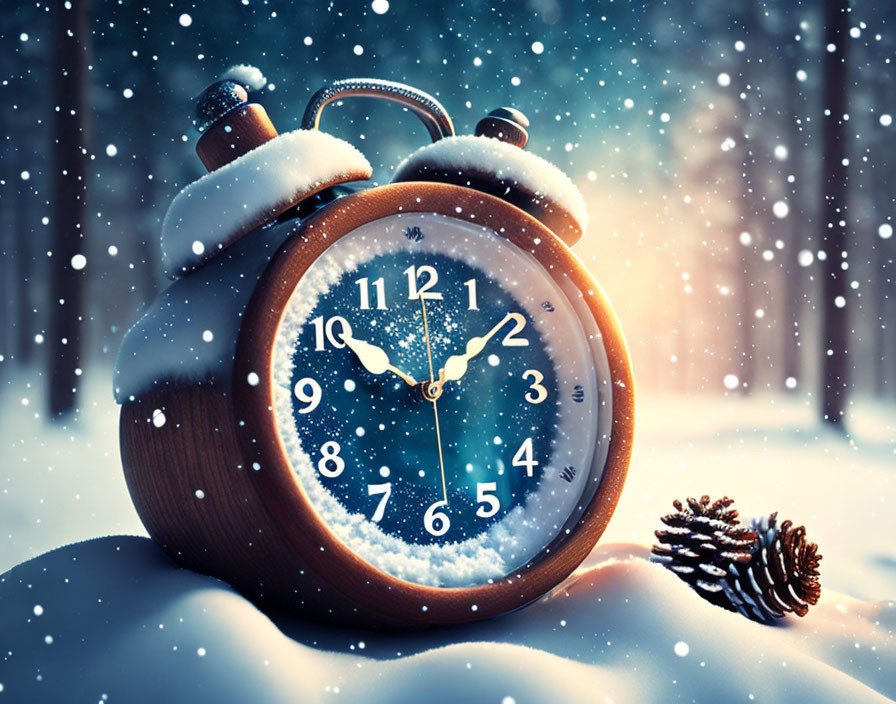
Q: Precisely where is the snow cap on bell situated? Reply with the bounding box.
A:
[161,130,372,279]
[221,64,267,93]
[392,134,588,246]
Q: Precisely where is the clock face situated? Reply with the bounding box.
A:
[271,212,608,588]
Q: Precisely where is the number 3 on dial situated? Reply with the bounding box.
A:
[522,369,548,404]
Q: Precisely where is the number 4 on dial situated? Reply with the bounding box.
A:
[512,437,538,477]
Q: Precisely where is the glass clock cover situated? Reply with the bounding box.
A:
[271,213,610,588]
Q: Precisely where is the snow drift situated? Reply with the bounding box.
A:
[0,537,892,703]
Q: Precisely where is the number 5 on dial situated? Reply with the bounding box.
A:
[475,482,500,518]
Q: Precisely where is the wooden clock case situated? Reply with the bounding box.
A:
[117,75,634,628]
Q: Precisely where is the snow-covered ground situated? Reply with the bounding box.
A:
[1,368,894,703]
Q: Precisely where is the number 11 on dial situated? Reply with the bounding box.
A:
[356,277,387,310]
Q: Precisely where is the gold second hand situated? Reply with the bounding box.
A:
[432,402,448,504]
[420,295,448,504]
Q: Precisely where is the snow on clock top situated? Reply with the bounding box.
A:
[160,129,372,279]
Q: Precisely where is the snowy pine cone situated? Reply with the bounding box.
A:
[651,496,822,623]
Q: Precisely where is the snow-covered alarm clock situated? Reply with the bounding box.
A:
[115,66,634,627]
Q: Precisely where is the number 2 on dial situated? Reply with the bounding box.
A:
[502,314,529,347]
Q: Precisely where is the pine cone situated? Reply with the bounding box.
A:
[652,496,822,623]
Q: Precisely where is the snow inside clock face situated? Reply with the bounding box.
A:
[271,213,605,588]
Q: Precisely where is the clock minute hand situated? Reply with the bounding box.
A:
[339,332,418,386]
[441,313,522,382]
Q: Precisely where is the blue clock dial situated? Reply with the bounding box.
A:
[272,213,602,588]
[288,251,560,545]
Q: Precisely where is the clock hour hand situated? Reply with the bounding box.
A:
[339,332,418,386]
[440,312,523,382]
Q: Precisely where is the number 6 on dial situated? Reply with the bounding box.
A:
[424,500,450,536]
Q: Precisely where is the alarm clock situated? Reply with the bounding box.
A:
[115,67,634,628]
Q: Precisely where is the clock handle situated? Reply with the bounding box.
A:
[301,78,455,143]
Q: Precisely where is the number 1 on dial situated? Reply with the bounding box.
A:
[464,279,479,311]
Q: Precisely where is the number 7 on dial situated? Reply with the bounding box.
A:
[368,483,392,522]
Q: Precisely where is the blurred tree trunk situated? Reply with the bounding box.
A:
[820,0,850,427]
[872,78,892,397]
[735,102,757,394]
[12,145,35,365]
[736,191,756,393]
[733,0,768,394]
[782,43,805,391]
[0,160,10,368]
[48,0,90,418]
